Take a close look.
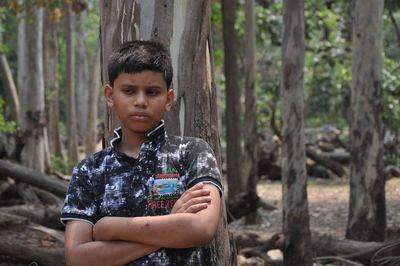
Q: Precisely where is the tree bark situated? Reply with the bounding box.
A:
[243,0,258,196]
[221,0,244,201]
[281,0,313,265]
[85,43,101,156]
[17,4,46,172]
[100,0,136,144]
[75,11,90,145]
[43,8,62,158]
[346,0,386,242]
[65,3,79,163]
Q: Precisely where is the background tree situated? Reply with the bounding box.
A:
[0,17,19,125]
[281,0,313,265]
[243,0,258,198]
[64,2,78,163]
[43,7,62,158]
[346,0,386,242]
[85,43,100,156]
[17,4,47,172]
[221,0,244,201]
[75,8,89,146]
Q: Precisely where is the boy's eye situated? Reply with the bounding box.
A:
[123,89,134,94]
[147,89,160,96]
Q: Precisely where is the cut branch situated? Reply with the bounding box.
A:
[0,159,68,197]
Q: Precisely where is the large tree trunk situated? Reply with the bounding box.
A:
[43,8,62,158]
[243,0,258,196]
[100,0,136,144]
[85,44,101,156]
[346,0,386,242]
[17,4,46,172]
[221,0,244,201]
[75,11,89,146]
[65,3,79,164]
[281,0,313,265]
[100,1,234,264]
[243,0,259,225]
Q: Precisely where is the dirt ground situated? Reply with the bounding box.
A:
[232,177,400,264]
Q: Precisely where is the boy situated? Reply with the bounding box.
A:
[61,40,223,265]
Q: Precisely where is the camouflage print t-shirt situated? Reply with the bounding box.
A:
[61,121,223,266]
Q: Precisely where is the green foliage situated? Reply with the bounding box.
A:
[51,155,75,174]
[0,97,16,133]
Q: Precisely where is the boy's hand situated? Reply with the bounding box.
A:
[171,183,212,214]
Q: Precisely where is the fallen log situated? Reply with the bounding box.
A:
[268,108,345,177]
[307,163,331,179]
[0,159,68,197]
[0,204,63,230]
[227,191,260,223]
[306,148,345,177]
[320,151,350,164]
[0,211,65,265]
[232,228,280,250]
[16,183,42,204]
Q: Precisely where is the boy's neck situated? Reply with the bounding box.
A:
[119,127,147,158]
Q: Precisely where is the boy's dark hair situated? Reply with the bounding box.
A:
[108,40,173,88]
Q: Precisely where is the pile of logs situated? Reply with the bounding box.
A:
[234,229,400,266]
[257,127,400,181]
[0,160,67,265]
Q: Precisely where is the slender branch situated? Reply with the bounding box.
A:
[387,5,400,48]
[313,256,364,266]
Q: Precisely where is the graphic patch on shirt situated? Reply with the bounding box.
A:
[149,168,180,209]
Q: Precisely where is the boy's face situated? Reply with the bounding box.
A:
[104,71,174,136]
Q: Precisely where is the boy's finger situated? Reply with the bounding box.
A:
[186,203,208,213]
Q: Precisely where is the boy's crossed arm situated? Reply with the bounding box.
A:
[64,183,220,266]
[93,183,221,248]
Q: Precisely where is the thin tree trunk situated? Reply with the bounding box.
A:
[0,19,19,124]
[17,5,46,172]
[281,0,313,265]
[346,0,386,242]
[243,0,258,195]
[75,11,89,146]
[65,3,78,163]
[43,8,62,158]
[243,0,259,225]
[387,1,400,48]
[85,43,101,156]
[221,0,244,201]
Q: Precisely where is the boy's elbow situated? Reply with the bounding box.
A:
[192,219,218,246]
[65,245,85,266]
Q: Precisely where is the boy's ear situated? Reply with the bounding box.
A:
[104,84,114,107]
[165,89,174,111]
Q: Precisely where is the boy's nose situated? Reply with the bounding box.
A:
[134,92,148,107]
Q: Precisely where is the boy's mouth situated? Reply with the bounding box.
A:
[130,112,149,120]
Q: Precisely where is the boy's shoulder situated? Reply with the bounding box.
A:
[73,146,114,172]
[165,135,213,152]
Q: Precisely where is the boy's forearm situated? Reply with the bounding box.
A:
[94,214,211,248]
[66,240,158,266]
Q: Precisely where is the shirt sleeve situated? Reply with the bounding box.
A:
[184,138,223,196]
[60,160,99,225]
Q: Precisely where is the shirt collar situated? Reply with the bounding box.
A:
[110,120,166,148]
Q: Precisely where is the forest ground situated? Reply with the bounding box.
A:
[232,177,400,264]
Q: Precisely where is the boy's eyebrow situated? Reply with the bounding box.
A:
[120,82,137,88]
